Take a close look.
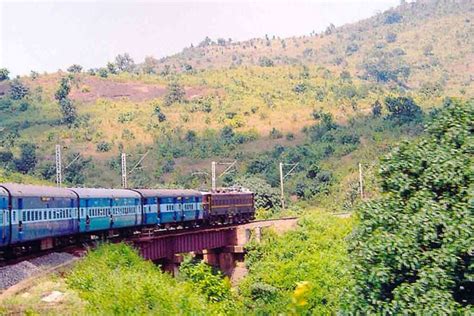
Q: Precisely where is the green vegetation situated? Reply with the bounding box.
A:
[345,99,473,313]
[240,211,353,314]
[67,243,225,315]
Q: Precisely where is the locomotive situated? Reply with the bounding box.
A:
[0,183,254,254]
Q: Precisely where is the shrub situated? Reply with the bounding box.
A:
[258,56,274,67]
[0,98,12,111]
[240,212,353,314]
[67,243,220,315]
[0,68,9,81]
[346,42,359,55]
[67,64,83,73]
[293,83,308,94]
[164,82,185,106]
[384,11,402,24]
[98,68,108,78]
[371,100,382,117]
[384,96,422,123]
[96,141,112,152]
[18,101,29,112]
[14,143,37,174]
[269,128,283,139]
[154,106,167,122]
[9,79,29,100]
[345,99,473,314]
[385,32,397,43]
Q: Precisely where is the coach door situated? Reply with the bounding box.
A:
[0,189,8,244]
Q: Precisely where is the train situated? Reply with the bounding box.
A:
[0,183,254,255]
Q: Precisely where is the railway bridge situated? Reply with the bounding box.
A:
[131,218,298,281]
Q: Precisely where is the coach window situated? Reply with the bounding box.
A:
[27,211,31,222]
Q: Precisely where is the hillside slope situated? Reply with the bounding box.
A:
[0,0,472,211]
[157,0,473,96]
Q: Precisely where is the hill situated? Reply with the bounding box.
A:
[157,0,473,96]
[0,0,472,211]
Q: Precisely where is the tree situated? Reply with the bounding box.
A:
[385,32,397,43]
[143,56,158,74]
[14,143,37,174]
[235,176,280,210]
[258,56,274,67]
[67,64,83,73]
[163,82,185,106]
[0,68,9,81]
[115,53,135,72]
[384,11,402,24]
[371,100,382,117]
[198,36,212,47]
[345,99,473,314]
[154,105,167,122]
[55,77,77,126]
[384,96,422,123]
[9,79,29,100]
[106,62,118,74]
[30,71,39,80]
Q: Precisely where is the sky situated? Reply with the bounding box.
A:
[0,0,400,76]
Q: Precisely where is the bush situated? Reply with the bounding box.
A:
[240,212,353,314]
[293,83,308,94]
[154,106,167,122]
[371,100,382,117]
[269,128,283,139]
[384,11,402,24]
[96,141,112,152]
[67,64,83,73]
[164,82,185,106]
[258,56,274,67]
[18,101,29,112]
[14,143,37,174]
[67,243,221,315]
[384,96,422,123]
[0,68,9,81]
[9,79,29,100]
[385,32,397,43]
[345,100,473,314]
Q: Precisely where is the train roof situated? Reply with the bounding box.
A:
[68,188,141,199]
[132,188,201,198]
[0,186,9,196]
[0,183,77,198]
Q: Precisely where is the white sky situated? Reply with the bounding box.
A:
[0,0,399,76]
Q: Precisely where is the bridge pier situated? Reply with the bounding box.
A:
[133,218,298,281]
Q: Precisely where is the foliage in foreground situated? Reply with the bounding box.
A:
[345,99,473,313]
[66,243,224,315]
[239,211,353,314]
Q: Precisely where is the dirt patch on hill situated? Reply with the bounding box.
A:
[67,77,215,103]
[69,77,167,102]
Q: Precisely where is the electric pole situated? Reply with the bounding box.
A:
[279,162,299,209]
[279,162,285,209]
[211,160,237,191]
[121,153,127,188]
[359,162,364,199]
[55,144,62,187]
[211,161,216,191]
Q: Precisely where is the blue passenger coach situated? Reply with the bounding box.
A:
[133,189,203,226]
[70,188,141,233]
[0,183,78,245]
